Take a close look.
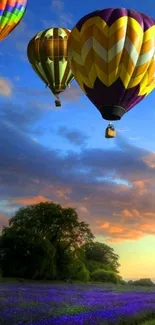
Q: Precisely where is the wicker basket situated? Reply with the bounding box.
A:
[105,127,116,138]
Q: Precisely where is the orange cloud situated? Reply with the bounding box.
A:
[94,207,155,241]
[12,186,72,207]
[0,78,12,97]
[96,222,144,242]
[108,225,125,235]
[7,173,155,242]
[78,206,88,213]
[121,209,141,219]
[144,212,155,218]
[14,196,49,205]
[113,184,129,193]
[55,188,72,200]
[122,209,133,218]
[2,128,155,243]
[133,180,148,194]
[134,180,145,188]
[42,181,155,241]
[99,221,110,229]
[143,153,155,168]
[4,186,155,242]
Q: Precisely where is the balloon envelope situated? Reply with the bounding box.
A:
[68,8,155,120]
[0,0,27,41]
[27,28,74,100]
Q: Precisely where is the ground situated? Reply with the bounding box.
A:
[0,278,155,324]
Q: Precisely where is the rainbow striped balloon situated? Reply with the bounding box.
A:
[0,0,27,41]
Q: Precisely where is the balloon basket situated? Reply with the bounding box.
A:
[55,100,61,107]
[105,127,116,138]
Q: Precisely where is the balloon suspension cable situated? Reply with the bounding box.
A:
[108,121,115,128]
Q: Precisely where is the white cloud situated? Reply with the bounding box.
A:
[51,0,73,27]
[52,0,64,10]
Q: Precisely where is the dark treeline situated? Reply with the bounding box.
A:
[0,201,154,286]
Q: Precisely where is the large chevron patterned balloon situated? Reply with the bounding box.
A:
[68,8,155,121]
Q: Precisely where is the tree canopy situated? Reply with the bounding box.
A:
[0,201,121,282]
[82,242,120,273]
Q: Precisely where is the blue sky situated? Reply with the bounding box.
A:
[0,0,155,280]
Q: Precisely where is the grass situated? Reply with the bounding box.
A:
[0,276,64,284]
[141,321,155,325]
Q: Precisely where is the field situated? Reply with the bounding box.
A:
[0,280,155,325]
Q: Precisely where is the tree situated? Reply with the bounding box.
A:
[132,278,155,287]
[0,226,56,279]
[127,280,134,285]
[8,202,93,249]
[82,242,120,274]
[0,201,94,280]
[91,269,119,284]
[68,258,90,282]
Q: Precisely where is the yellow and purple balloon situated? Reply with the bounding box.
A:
[68,8,155,138]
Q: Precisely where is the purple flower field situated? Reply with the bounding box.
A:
[0,282,155,325]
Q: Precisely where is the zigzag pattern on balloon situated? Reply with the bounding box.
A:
[68,16,155,96]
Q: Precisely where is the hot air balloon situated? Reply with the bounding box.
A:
[0,0,27,41]
[68,8,155,138]
[27,28,74,107]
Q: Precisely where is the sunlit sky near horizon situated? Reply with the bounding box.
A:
[0,0,155,281]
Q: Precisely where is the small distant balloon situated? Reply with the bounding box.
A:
[0,0,27,41]
[27,27,74,107]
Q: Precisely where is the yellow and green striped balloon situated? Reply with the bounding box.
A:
[27,28,74,107]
